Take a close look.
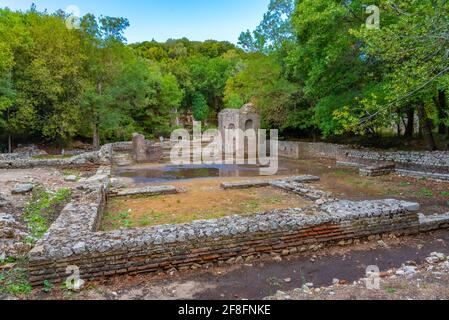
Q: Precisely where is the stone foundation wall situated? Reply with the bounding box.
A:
[28,165,424,286]
[28,210,420,285]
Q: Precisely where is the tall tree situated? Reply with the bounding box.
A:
[238,0,295,53]
[80,14,130,149]
[354,0,449,149]
[0,9,30,151]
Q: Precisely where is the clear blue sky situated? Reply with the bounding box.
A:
[0,0,270,44]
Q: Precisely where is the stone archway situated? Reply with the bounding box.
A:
[245,119,254,131]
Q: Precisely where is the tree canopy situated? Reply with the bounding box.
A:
[1,0,448,151]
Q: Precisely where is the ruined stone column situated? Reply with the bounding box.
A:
[132,133,147,163]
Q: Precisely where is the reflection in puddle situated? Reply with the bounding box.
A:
[114,163,303,183]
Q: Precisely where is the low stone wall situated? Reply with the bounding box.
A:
[28,167,432,286]
[279,141,343,160]
[108,142,133,152]
[0,153,30,161]
[0,143,131,169]
[279,141,449,180]
[29,207,421,286]
[0,153,101,169]
[339,150,449,171]
[0,145,114,169]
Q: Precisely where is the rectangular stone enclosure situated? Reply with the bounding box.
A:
[26,167,447,287]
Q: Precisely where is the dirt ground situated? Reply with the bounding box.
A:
[102,182,312,230]
[0,167,86,217]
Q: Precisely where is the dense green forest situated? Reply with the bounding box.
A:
[1,0,448,152]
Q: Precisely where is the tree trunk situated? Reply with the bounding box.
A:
[214,96,220,113]
[93,123,100,150]
[93,82,102,150]
[417,102,437,151]
[404,108,415,138]
[8,134,12,154]
[437,90,448,136]
[6,107,12,153]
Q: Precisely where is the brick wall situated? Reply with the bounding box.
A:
[28,211,420,285]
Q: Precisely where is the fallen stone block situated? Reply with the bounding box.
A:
[359,163,396,177]
[336,161,362,168]
[221,180,270,190]
[11,184,34,195]
[64,175,78,182]
[221,175,320,190]
[284,175,320,183]
[111,185,178,197]
[270,180,331,201]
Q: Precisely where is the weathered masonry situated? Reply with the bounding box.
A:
[278,141,449,181]
[27,168,449,286]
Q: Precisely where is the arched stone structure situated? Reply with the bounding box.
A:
[218,103,260,138]
[218,104,261,158]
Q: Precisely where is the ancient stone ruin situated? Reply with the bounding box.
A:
[218,103,261,138]
[218,103,261,157]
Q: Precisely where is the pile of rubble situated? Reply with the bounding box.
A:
[0,193,31,259]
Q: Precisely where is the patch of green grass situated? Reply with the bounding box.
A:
[102,210,135,229]
[266,197,282,204]
[334,169,352,176]
[385,287,397,294]
[23,187,71,242]
[42,280,54,294]
[116,211,134,228]
[138,216,152,227]
[244,200,261,212]
[0,256,16,266]
[419,188,434,197]
[0,267,32,296]
[399,182,412,188]
[32,155,72,160]
[440,191,449,197]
